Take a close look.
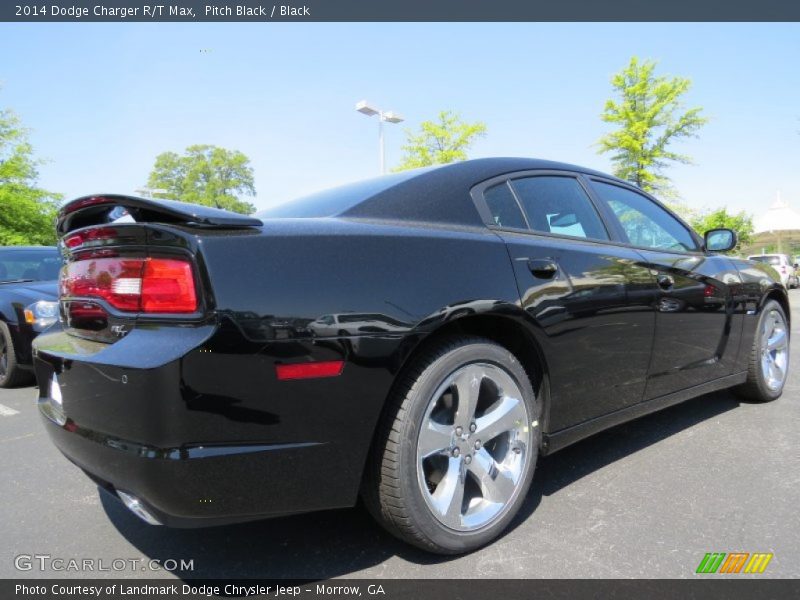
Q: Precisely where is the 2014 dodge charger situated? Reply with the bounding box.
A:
[34,158,789,554]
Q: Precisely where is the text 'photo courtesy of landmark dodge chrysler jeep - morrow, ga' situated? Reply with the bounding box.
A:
[34,158,789,554]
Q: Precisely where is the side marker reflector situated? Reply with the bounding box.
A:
[276,360,344,381]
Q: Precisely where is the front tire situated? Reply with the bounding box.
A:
[736,300,790,402]
[0,321,33,388]
[363,337,540,554]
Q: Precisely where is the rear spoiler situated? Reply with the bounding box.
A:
[57,194,263,235]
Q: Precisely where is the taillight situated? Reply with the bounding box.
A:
[64,227,119,249]
[141,259,197,313]
[61,257,197,314]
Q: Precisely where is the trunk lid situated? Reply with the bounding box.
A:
[56,195,262,343]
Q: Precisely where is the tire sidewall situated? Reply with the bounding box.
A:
[397,341,540,553]
[0,321,14,387]
[755,300,790,401]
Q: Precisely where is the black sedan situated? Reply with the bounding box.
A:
[0,246,61,387]
[33,158,789,554]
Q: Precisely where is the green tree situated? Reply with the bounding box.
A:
[147,144,256,214]
[691,208,754,253]
[394,111,487,172]
[598,57,708,197]
[0,97,60,246]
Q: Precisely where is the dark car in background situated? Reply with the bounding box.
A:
[0,246,61,387]
[33,158,789,554]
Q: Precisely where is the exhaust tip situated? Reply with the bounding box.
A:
[117,491,162,525]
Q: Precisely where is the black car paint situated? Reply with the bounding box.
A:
[0,248,60,370]
[33,158,787,527]
[1,281,59,367]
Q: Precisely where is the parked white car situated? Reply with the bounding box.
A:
[748,253,799,289]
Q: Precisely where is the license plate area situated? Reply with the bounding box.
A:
[35,358,67,426]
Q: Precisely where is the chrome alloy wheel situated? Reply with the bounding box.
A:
[416,362,532,532]
[761,308,789,391]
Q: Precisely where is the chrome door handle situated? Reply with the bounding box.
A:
[657,274,674,290]
[528,259,558,278]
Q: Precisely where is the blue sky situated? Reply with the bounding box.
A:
[0,23,798,216]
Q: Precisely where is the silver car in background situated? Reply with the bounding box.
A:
[748,254,799,289]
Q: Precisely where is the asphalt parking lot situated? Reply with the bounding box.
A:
[2,297,799,580]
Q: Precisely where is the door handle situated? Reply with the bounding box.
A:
[528,259,558,278]
[657,274,674,290]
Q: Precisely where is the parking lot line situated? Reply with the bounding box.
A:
[0,403,20,416]
[0,432,35,444]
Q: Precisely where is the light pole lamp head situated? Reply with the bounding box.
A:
[355,100,380,117]
[382,111,404,124]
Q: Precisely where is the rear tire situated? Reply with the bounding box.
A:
[0,321,33,388]
[735,300,790,402]
[362,336,540,554]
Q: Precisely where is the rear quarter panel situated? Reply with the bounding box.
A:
[180,217,524,510]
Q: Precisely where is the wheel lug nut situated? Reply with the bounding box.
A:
[452,448,460,457]
[464,455,472,465]
[469,423,477,433]
[455,426,463,436]
[474,440,481,449]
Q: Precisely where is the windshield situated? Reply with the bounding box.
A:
[0,248,62,283]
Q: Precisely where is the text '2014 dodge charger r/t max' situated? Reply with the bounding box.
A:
[34,158,789,554]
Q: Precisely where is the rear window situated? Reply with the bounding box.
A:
[749,255,782,266]
[0,248,61,283]
[484,182,527,229]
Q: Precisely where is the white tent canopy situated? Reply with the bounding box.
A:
[754,193,800,233]
[749,193,800,256]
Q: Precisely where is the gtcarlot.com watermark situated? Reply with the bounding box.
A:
[14,554,194,573]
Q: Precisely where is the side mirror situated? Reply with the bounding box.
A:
[704,228,737,253]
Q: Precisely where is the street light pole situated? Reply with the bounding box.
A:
[356,101,404,175]
[378,112,386,175]
[378,114,385,174]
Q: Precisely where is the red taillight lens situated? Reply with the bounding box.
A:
[64,227,119,249]
[141,259,197,313]
[61,257,144,311]
[61,257,197,314]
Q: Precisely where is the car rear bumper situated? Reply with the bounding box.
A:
[33,325,399,527]
[38,397,329,527]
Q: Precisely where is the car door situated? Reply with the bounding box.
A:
[472,171,656,431]
[587,178,740,400]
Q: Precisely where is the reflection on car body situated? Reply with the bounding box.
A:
[308,312,411,337]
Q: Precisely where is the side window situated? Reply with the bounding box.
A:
[484,182,527,229]
[509,176,609,241]
[591,181,698,252]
